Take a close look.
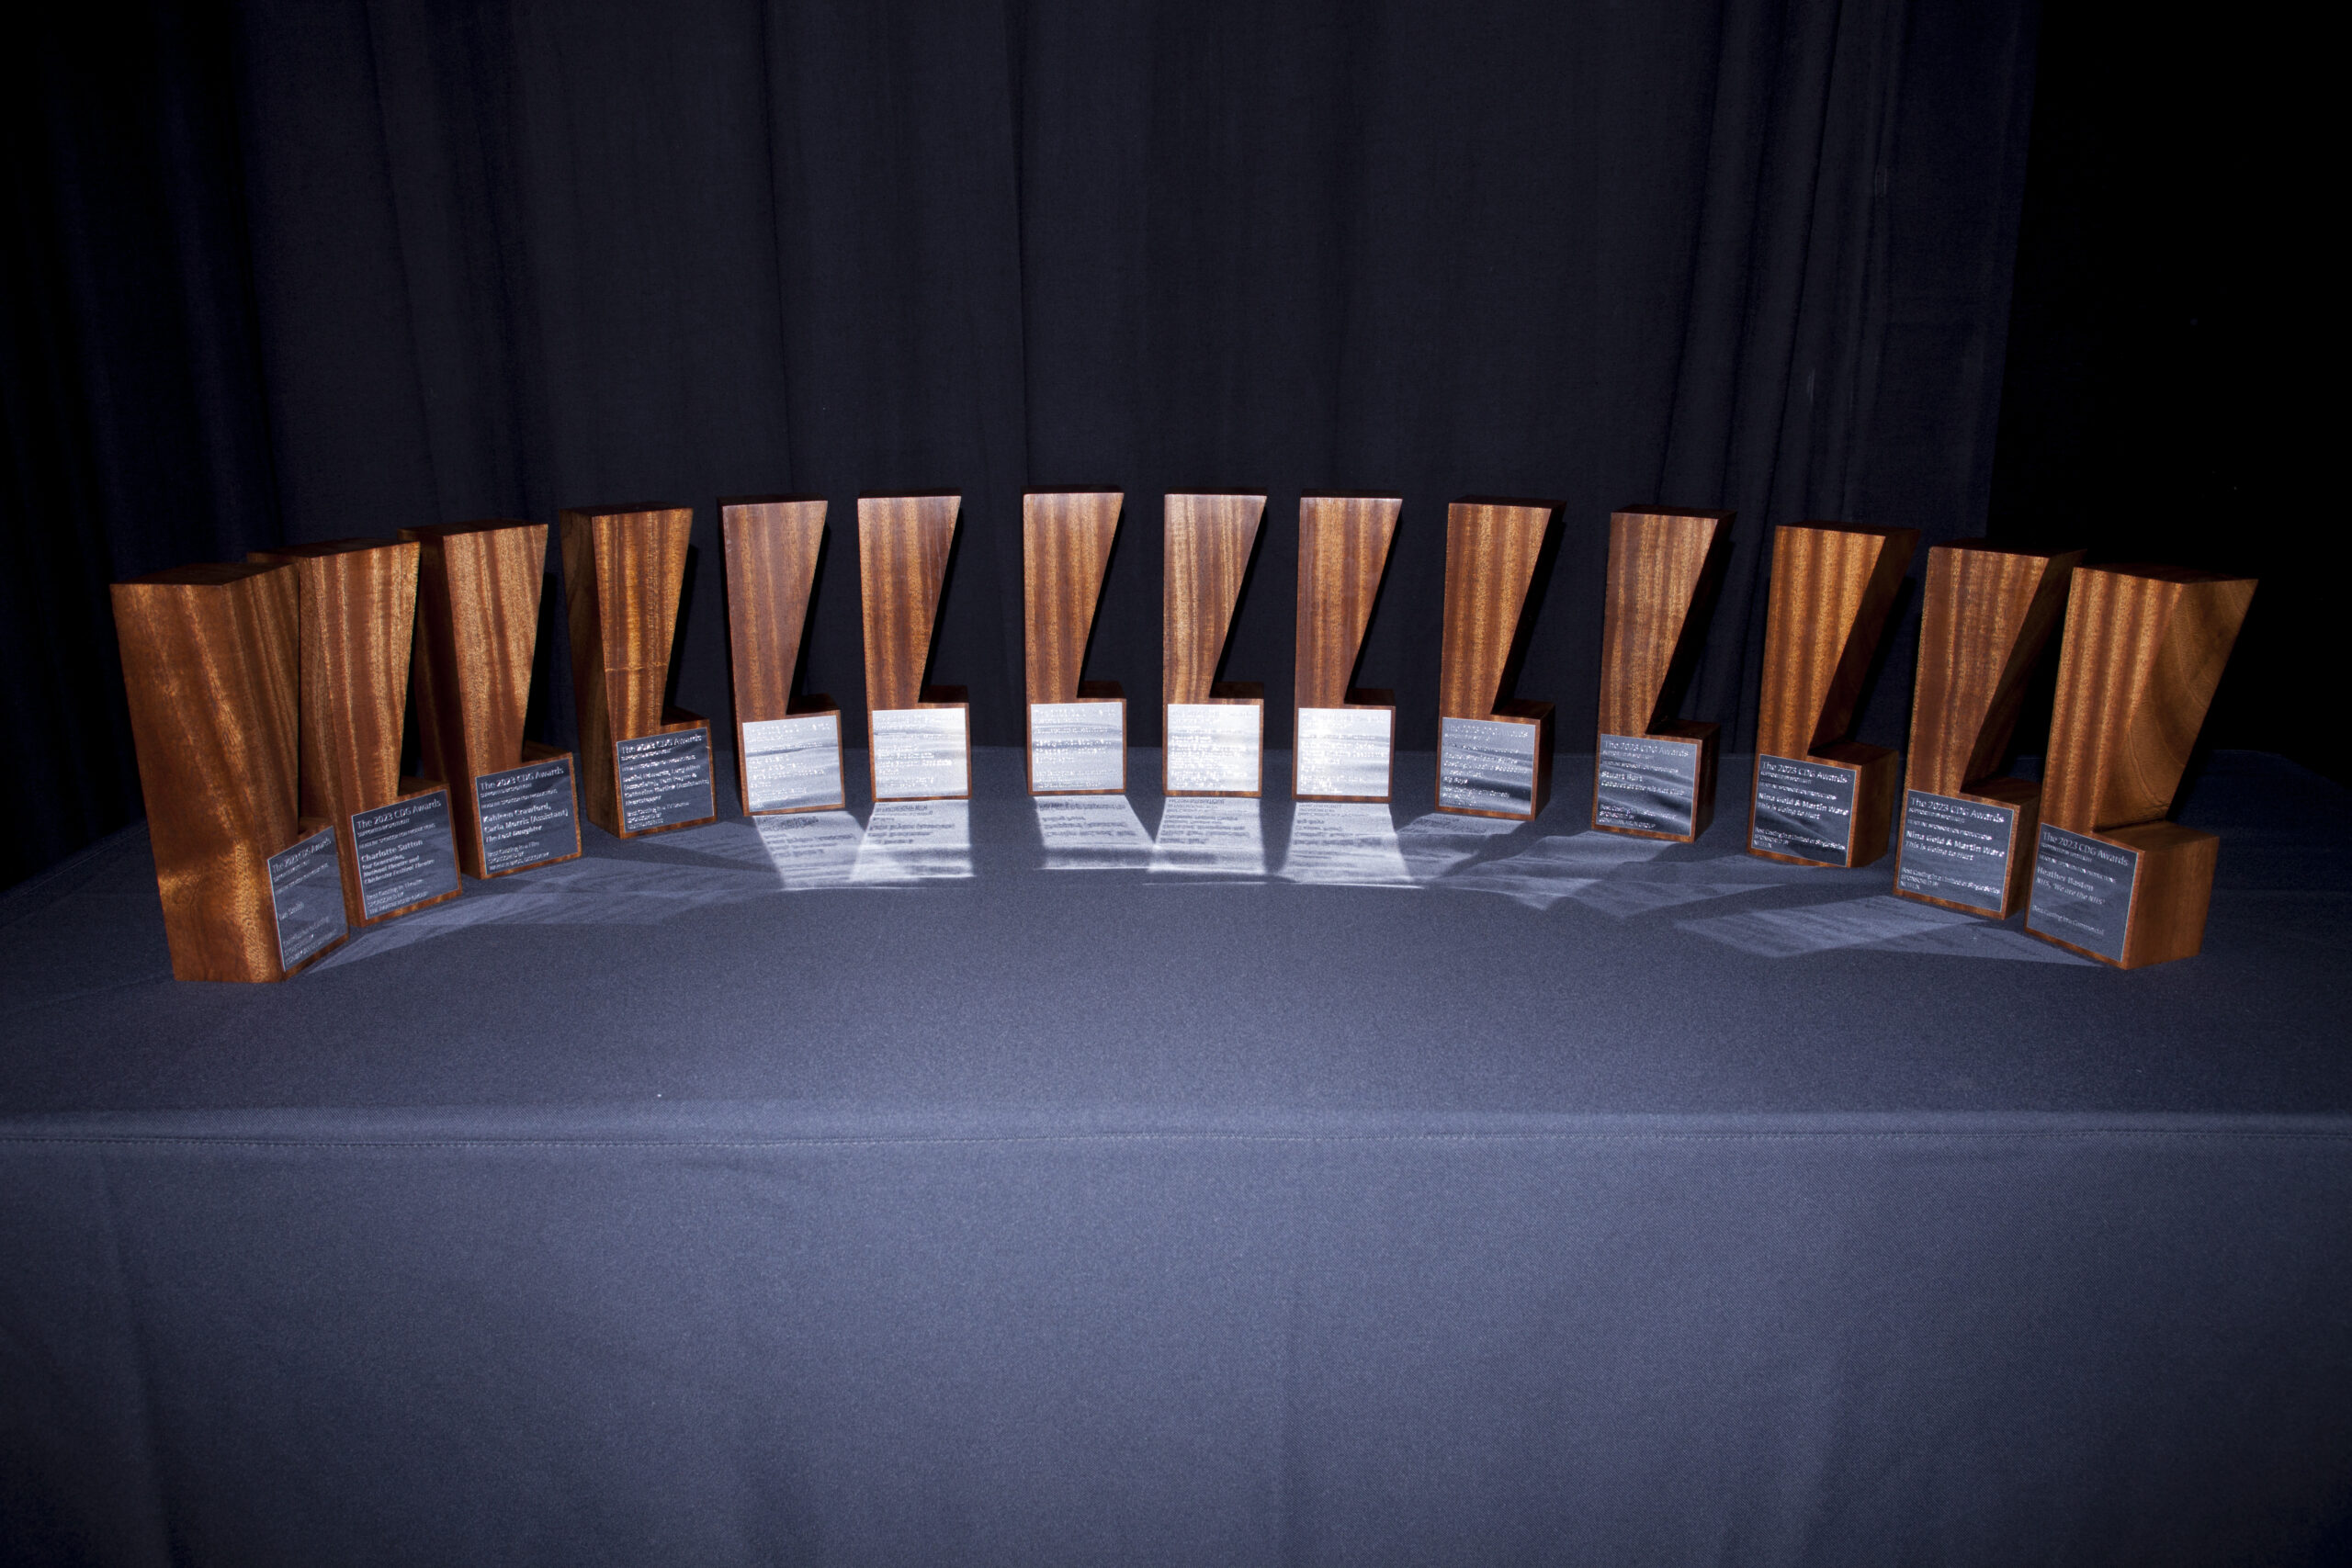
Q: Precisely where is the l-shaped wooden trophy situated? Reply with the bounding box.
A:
[1024,489,1126,795]
[403,520,582,877]
[1293,492,1401,802]
[859,492,972,801]
[560,505,718,837]
[246,538,463,926]
[721,496,843,814]
[1891,540,2082,917]
[2023,564,2256,967]
[112,561,346,980]
[1162,491,1268,797]
[1592,506,1731,840]
[1746,522,1920,867]
[1435,497,1561,819]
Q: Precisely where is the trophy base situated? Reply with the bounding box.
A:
[872,687,973,802]
[1591,720,1718,841]
[1893,776,2039,919]
[2026,820,2217,969]
[1029,682,1126,795]
[1436,700,1555,821]
[1294,689,1396,803]
[741,694,847,816]
[343,779,467,926]
[1747,743,1898,868]
[603,708,719,838]
[1164,682,1265,798]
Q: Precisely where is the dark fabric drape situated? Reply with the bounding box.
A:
[6,0,2038,885]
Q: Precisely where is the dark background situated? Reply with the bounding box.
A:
[0,0,2324,892]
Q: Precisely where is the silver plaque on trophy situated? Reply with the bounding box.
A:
[1437,716,1538,816]
[743,712,845,813]
[1295,706,1393,801]
[872,706,970,800]
[1165,703,1261,795]
[1028,701,1125,794]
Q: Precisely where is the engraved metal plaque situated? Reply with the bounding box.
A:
[1895,790,2015,914]
[742,713,844,812]
[1749,754,1856,864]
[476,757,579,874]
[1029,701,1125,793]
[267,829,345,972]
[872,706,969,799]
[1295,706,1393,799]
[616,728,717,832]
[1594,732,1700,836]
[2027,824,2136,962]
[1165,703,1261,794]
[1437,717,1537,815]
[351,790,461,919]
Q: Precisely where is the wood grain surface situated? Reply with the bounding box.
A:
[1024,490,1123,705]
[1596,507,1730,736]
[721,496,828,723]
[112,562,320,981]
[560,505,695,836]
[1906,540,2082,797]
[2027,821,2220,969]
[1161,492,1265,707]
[858,492,961,715]
[1438,498,1558,720]
[1754,522,1920,758]
[1295,492,1400,712]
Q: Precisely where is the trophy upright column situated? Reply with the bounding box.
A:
[1892,541,2081,917]
[860,492,971,802]
[1593,506,1731,840]
[1435,497,1561,820]
[1746,522,1920,868]
[1162,491,1268,797]
[2024,565,2256,967]
[1293,492,1401,803]
[722,496,842,815]
[1024,489,1125,795]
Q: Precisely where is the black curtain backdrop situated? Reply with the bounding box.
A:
[7,0,2049,887]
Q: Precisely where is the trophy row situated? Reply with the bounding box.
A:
[112,492,2254,982]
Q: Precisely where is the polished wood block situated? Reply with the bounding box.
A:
[859,492,970,801]
[1436,497,1559,819]
[2026,564,2256,967]
[1023,490,1125,795]
[1592,506,1731,840]
[1747,521,1919,867]
[1163,492,1267,796]
[560,504,712,837]
[1892,539,2081,916]
[722,496,841,814]
[112,562,342,980]
[1293,492,1399,803]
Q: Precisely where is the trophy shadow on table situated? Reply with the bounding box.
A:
[852,799,974,884]
[1148,796,1267,876]
[1279,803,1414,887]
[1034,795,1154,871]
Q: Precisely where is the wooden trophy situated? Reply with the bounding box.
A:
[1293,492,1401,802]
[722,496,842,815]
[247,539,463,925]
[560,505,717,837]
[1024,489,1126,795]
[1162,491,1268,797]
[2024,565,2256,967]
[1592,506,1732,840]
[859,492,971,801]
[403,520,582,879]
[111,562,345,980]
[1746,522,1920,867]
[1435,497,1561,819]
[1892,540,2082,917]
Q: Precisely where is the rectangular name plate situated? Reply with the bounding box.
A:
[1295,706,1393,799]
[1750,754,1857,864]
[476,757,581,874]
[268,829,345,972]
[1594,732,1700,837]
[1895,789,2015,914]
[2027,824,2136,963]
[743,713,844,812]
[1438,717,1537,816]
[352,791,461,920]
[873,706,970,800]
[616,728,717,833]
[1166,703,1261,794]
[1029,701,1125,793]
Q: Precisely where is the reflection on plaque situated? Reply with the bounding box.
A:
[1165,704,1261,795]
[1894,790,2016,915]
[744,713,846,813]
[1749,755,1858,865]
[852,800,975,884]
[1149,797,1266,876]
[476,757,582,876]
[1029,702,1125,794]
[756,810,865,890]
[1281,803,1413,886]
[1035,796,1154,871]
[1438,717,1538,816]
[873,706,970,800]
[2026,825,2136,964]
[1594,733,1703,839]
[268,829,347,974]
[350,791,462,921]
[1295,708,1393,801]
[616,729,717,834]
